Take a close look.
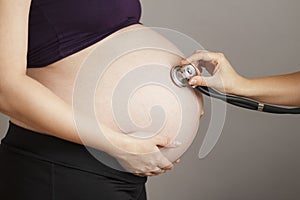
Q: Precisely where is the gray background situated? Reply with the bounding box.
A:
[1,0,300,199]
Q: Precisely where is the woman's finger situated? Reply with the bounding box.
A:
[160,163,174,171]
[135,169,166,177]
[151,169,166,175]
[152,134,171,147]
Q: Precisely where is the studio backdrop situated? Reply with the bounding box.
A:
[1,0,299,199]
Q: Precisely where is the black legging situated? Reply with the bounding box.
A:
[0,121,147,200]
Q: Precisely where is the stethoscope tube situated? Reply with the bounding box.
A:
[171,64,300,114]
[196,86,300,114]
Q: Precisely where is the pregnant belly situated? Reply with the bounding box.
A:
[15,24,203,162]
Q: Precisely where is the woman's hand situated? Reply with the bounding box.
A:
[104,129,177,177]
[180,50,246,95]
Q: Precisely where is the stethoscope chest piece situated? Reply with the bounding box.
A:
[170,65,197,87]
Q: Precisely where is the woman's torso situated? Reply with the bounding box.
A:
[11,1,202,137]
[11,24,188,132]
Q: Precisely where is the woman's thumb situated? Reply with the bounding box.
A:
[152,135,171,147]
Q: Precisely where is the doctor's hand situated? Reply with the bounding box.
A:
[180,50,246,95]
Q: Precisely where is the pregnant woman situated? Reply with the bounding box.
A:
[0,0,203,199]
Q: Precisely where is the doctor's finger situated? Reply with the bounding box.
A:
[181,51,223,67]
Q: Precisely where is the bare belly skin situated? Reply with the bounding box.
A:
[10,24,203,149]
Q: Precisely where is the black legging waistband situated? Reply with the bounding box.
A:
[1,121,146,184]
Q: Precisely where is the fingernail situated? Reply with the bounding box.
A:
[179,61,186,66]
[167,141,182,148]
[173,141,182,146]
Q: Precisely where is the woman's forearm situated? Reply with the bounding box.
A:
[0,74,115,152]
[236,71,300,106]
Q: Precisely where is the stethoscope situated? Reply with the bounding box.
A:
[170,64,300,114]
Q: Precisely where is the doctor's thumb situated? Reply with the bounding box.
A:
[189,75,214,87]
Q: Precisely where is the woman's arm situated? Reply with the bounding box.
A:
[0,0,131,151]
[0,0,174,176]
[181,50,300,106]
[0,0,86,146]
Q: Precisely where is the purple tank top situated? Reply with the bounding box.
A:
[27,0,142,68]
